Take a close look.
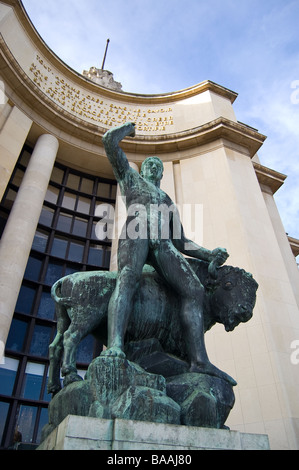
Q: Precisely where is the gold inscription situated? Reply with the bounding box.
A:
[29,55,174,132]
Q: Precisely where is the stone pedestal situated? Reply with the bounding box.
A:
[37,415,270,450]
[43,354,237,443]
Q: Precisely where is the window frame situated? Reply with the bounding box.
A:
[0,147,116,449]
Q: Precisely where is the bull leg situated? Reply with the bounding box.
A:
[48,303,70,395]
[48,332,64,395]
[61,321,86,386]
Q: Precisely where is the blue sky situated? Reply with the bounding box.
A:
[22,0,299,244]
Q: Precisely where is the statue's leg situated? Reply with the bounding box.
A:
[48,303,70,394]
[102,237,149,358]
[151,242,236,385]
[150,242,207,361]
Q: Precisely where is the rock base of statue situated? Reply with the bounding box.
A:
[166,372,235,429]
[41,355,180,442]
[38,415,270,450]
[41,355,237,443]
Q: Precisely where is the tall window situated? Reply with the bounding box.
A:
[0,145,116,449]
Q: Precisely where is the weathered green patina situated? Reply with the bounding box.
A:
[43,122,258,438]
[101,122,230,379]
[48,259,257,394]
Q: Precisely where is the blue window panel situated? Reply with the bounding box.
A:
[65,266,77,276]
[29,325,52,358]
[6,318,28,352]
[68,242,84,263]
[16,404,37,443]
[24,256,42,282]
[32,231,48,252]
[76,335,94,364]
[38,207,54,227]
[88,245,103,266]
[21,363,45,400]
[56,213,72,233]
[0,402,10,445]
[0,358,19,395]
[72,217,88,237]
[37,291,55,320]
[51,237,68,259]
[43,376,54,402]
[36,408,49,444]
[45,261,63,285]
[15,285,36,314]
[104,249,111,269]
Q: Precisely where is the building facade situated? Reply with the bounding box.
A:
[0,0,299,450]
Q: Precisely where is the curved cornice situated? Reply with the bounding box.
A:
[9,0,238,106]
[0,0,265,158]
[0,31,266,157]
[121,118,266,155]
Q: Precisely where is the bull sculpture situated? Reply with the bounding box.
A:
[47,258,258,396]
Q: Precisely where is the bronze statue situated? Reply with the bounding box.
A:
[101,122,232,383]
[43,122,259,436]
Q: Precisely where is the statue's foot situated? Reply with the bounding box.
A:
[190,361,237,386]
[100,346,126,359]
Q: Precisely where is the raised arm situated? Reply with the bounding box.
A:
[102,122,136,181]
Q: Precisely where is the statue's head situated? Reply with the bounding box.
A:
[141,157,164,185]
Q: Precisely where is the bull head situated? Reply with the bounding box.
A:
[205,260,258,332]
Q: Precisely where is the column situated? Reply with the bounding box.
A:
[0,105,33,200]
[0,134,59,361]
